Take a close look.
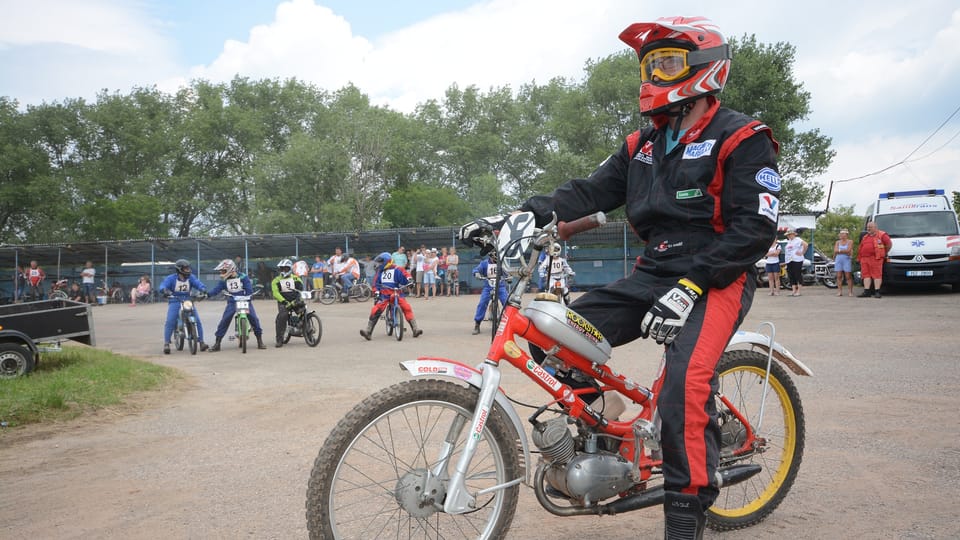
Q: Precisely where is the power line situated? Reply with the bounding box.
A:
[832,102,960,184]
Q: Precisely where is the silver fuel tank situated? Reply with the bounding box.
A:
[523,299,612,365]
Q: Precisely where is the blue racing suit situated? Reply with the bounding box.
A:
[159,273,207,344]
[208,272,264,339]
[472,258,507,324]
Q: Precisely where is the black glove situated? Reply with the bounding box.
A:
[161,289,172,298]
[458,215,507,249]
[639,279,702,345]
[195,291,207,300]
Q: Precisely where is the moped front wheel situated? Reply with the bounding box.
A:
[303,313,322,347]
[306,379,521,540]
[393,305,404,342]
[708,350,805,531]
[238,317,248,354]
[187,320,198,355]
[175,322,185,351]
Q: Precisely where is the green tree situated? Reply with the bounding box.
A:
[382,185,473,228]
[953,191,959,215]
[814,205,864,256]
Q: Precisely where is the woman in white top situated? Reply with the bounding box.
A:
[764,240,782,296]
[784,229,808,297]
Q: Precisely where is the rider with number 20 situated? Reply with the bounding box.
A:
[462,16,779,539]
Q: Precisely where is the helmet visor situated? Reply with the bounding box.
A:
[640,47,692,83]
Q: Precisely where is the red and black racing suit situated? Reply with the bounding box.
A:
[520,99,779,508]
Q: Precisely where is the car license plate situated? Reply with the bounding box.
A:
[906,270,933,277]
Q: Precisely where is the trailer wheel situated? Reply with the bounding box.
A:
[0,343,35,379]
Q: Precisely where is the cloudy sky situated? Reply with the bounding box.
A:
[2,0,959,214]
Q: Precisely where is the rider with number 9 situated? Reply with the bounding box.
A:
[271,258,305,348]
[159,259,209,354]
[207,259,267,351]
[461,16,780,539]
[359,252,423,340]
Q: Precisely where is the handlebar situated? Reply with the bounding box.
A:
[557,212,606,241]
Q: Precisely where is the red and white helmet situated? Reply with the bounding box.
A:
[619,16,731,116]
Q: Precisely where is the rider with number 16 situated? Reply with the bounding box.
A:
[207,259,267,351]
[159,259,209,354]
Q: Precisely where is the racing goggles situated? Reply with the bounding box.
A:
[639,45,729,83]
[640,47,692,82]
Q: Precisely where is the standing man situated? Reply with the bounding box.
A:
[391,246,408,272]
[310,255,327,297]
[461,16,779,539]
[80,260,96,304]
[858,221,892,298]
[25,260,46,300]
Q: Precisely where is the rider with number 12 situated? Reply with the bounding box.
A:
[207,259,267,351]
[159,259,209,354]
[462,15,781,539]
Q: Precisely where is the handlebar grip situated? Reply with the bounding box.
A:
[557,212,606,241]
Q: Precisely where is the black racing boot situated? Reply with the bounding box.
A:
[359,318,377,340]
[472,321,481,335]
[256,334,267,349]
[199,342,209,352]
[208,337,222,352]
[663,492,706,540]
[275,339,283,348]
[410,319,423,338]
[163,342,170,355]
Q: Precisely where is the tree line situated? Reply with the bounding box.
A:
[0,36,833,244]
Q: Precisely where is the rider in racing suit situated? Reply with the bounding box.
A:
[462,16,779,539]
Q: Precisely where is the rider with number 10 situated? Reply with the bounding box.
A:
[207,259,267,351]
[359,252,423,340]
[471,251,508,336]
[159,259,209,354]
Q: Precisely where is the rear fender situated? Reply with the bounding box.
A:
[400,357,531,485]
[726,330,814,377]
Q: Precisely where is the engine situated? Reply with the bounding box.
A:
[531,416,634,506]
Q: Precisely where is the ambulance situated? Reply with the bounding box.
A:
[864,189,960,289]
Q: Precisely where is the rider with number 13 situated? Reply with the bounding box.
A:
[207,259,267,351]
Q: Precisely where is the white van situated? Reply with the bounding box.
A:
[864,189,960,290]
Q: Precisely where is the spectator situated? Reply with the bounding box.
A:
[80,260,96,304]
[833,229,855,297]
[858,221,892,298]
[293,257,310,292]
[784,229,807,297]
[413,246,426,297]
[130,275,152,306]
[764,239,782,295]
[423,249,438,300]
[445,246,460,296]
[310,255,327,294]
[391,246,408,272]
[362,255,377,286]
[437,247,448,296]
[68,281,83,302]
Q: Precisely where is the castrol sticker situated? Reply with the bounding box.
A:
[526,359,562,391]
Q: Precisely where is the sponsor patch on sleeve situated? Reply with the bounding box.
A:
[758,193,779,222]
[755,167,781,192]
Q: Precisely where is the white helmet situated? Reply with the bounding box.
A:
[549,242,562,257]
[277,258,293,277]
[214,259,237,277]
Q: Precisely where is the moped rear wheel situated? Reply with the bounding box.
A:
[708,350,805,531]
[305,379,521,540]
[303,313,322,347]
[318,286,337,305]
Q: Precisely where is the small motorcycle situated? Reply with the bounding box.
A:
[281,291,322,347]
[174,297,201,355]
[306,212,811,538]
[226,293,252,353]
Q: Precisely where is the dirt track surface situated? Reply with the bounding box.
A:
[1,286,959,539]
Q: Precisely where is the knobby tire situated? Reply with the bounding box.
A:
[305,379,521,540]
[708,350,805,531]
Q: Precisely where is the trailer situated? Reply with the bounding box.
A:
[0,299,96,378]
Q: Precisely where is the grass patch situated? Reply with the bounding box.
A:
[0,346,181,428]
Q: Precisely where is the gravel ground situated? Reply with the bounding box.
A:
[1,284,958,539]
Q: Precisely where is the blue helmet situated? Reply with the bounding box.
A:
[375,252,392,266]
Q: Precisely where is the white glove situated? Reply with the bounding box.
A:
[640,279,702,345]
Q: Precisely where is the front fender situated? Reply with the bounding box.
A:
[400,357,531,486]
[726,330,814,377]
